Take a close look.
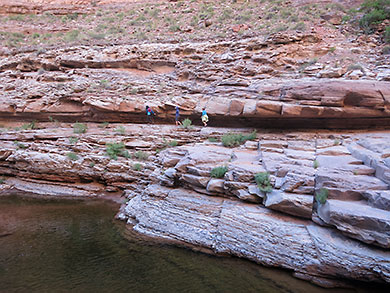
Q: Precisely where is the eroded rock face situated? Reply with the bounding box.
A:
[0,37,389,128]
[1,122,390,286]
[124,186,390,284]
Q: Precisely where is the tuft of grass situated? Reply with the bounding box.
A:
[98,122,109,128]
[133,163,142,171]
[313,159,319,169]
[208,137,219,142]
[383,45,390,54]
[115,126,126,135]
[67,152,79,161]
[69,137,79,144]
[73,122,87,134]
[134,151,149,161]
[106,142,127,160]
[181,118,192,129]
[255,172,273,193]
[385,26,390,43]
[14,141,27,149]
[210,166,228,178]
[315,188,329,204]
[21,121,37,130]
[221,130,257,148]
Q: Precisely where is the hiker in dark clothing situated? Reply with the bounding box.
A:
[175,106,182,126]
[146,105,155,124]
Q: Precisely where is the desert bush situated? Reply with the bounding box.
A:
[315,188,329,204]
[208,137,219,142]
[21,121,37,130]
[168,140,178,147]
[313,159,319,169]
[0,177,5,184]
[69,137,79,144]
[210,166,228,178]
[14,141,27,149]
[134,151,149,161]
[181,118,192,129]
[133,163,142,171]
[359,0,390,33]
[255,172,273,193]
[67,152,79,161]
[73,122,87,134]
[383,45,390,54]
[106,142,127,160]
[385,26,390,43]
[221,130,257,147]
[115,126,126,135]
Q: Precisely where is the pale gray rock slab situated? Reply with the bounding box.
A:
[181,174,210,188]
[363,190,390,211]
[316,155,363,169]
[264,190,313,219]
[316,170,388,195]
[315,145,350,156]
[280,175,315,195]
[259,140,288,149]
[125,188,390,283]
[234,189,261,203]
[318,199,390,248]
[206,179,225,194]
[284,149,315,161]
[306,224,390,282]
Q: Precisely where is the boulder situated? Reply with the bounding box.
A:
[264,190,313,219]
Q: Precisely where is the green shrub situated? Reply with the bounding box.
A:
[133,163,142,171]
[134,151,149,161]
[98,122,109,128]
[383,45,390,54]
[210,166,228,178]
[182,118,192,129]
[73,122,87,134]
[315,188,329,204]
[89,162,95,168]
[106,142,126,160]
[313,160,319,169]
[69,137,79,144]
[221,130,257,147]
[255,172,273,193]
[14,141,27,149]
[359,0,390,32]
[208,137,219,142]
[385,26,390,43]
[115,126,126,135]
[21,121,37,130]
[168,140,178,147]
[67,152,79,161]
[0,177,5,184]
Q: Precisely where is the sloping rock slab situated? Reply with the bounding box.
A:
[125,187,390,283]
[263,190,313,219]
[318,199,390,248]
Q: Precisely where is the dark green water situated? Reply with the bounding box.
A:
[0,196,386,293]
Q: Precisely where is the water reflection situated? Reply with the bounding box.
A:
[0,195,385,292]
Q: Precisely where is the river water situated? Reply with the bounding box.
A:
[0,195,387,293]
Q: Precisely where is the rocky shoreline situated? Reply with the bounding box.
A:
[1,122,389,288]
[1,0,390,287]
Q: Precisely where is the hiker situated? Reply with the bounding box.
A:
[201,108,208,126]
[175,106,182,126]
[146,105,155,124]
